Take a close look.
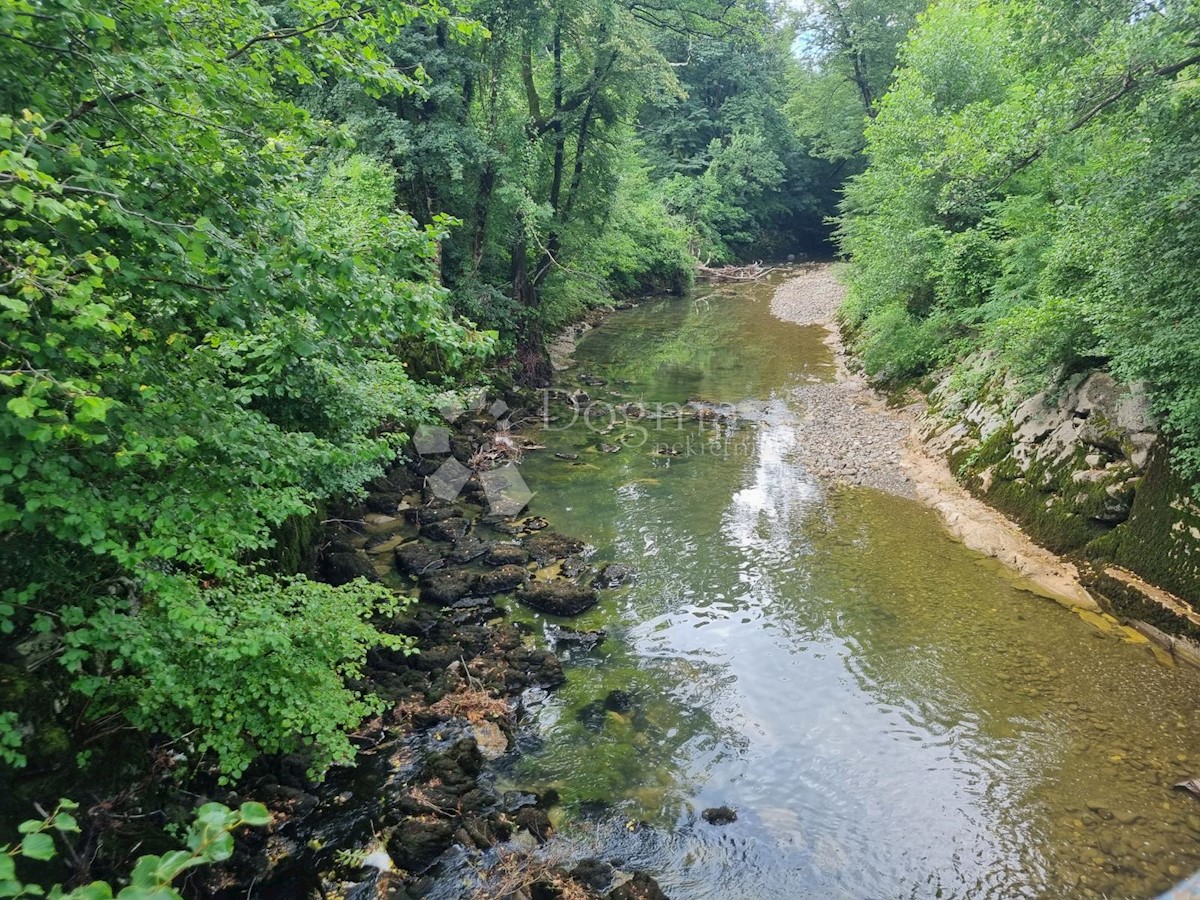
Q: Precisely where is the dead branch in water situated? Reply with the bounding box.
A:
[696,260,777,282]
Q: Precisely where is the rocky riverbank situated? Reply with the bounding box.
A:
[771,265,1200,666]
[193,397,669,898]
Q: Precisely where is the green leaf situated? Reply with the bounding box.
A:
[73,396,109,424]
[9,185,33,208]
[6,397,36,419]
[237,802,270,827]
[20,831,56,861]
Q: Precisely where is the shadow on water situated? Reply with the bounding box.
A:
[501,274,1200,899]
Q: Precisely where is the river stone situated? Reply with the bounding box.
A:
[447,596,502,626]
[524,531,585,564]
[420,569,478,605]
[594,563,635,588]
[387,818,455,873]
[475,564,529,595]
[320,551,380,586]
[607,872,670,900]
[548,624,606,651]
[572,858,615,892]
[472,720,509,759]
[702,806,738,826]
[422,516,470,542]
[514,806,552,843]
[517,580,598,616]
[561,555,589,578]
[410,503,462,525]
[395,540,446,576]
[364,492,404,514]
[484,543,529,566]
[448,536,492,564]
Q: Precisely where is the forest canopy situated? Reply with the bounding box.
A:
[0,0,882,781]
[838,0,1200,481]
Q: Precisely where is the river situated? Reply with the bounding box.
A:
[494,270,1200,899]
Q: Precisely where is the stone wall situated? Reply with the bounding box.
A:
[921,367,1200,649]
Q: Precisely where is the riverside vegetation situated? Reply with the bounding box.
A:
[3,0,1200,895]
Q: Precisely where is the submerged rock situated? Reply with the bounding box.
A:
[701,806,738,826]
[547,624,606,651]
[603,689,635,713]
[594,563,635,588]
[575,700,608,732]
[517,580,598,616]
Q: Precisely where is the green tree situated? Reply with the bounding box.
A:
[0,0,489,778]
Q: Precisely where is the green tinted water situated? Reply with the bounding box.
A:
[504,274,1200,899]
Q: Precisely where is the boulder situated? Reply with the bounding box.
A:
[607,873,670,900]
[386,818,455,873]
[516,580,598,616]
[483,543,530,567]
[701,806,738,826]
[320,551,380,587]
[476,565,529,595]
[420,569,478,605]
[395,541,445,576]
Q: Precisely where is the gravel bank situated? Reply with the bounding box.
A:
[773,265,1097,609]
[773,266,918,498]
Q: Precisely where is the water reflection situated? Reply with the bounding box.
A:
[504,274,1200,899]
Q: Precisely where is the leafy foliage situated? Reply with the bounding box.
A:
[839,0,1200,482]
[0,799,267,899]
[0,0,488,778]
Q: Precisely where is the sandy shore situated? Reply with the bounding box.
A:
[772,265,1098,611]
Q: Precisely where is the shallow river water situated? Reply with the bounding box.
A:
[498,275,1200,899]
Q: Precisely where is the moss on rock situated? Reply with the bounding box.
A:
[1101,448,1200,604]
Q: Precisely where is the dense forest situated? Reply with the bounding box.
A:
[839,0,1200,484]
[3,0,1200,891]
[0,0,912,820]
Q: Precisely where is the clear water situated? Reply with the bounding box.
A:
[493,273,1200,899]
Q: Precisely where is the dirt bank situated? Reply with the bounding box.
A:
[771,265,1099,611]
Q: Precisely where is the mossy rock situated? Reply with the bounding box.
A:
[955,428,1111,554]
[1085,568,1200,643]
[1099,447,1200,605]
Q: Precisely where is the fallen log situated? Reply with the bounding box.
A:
[695,260,777,282]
